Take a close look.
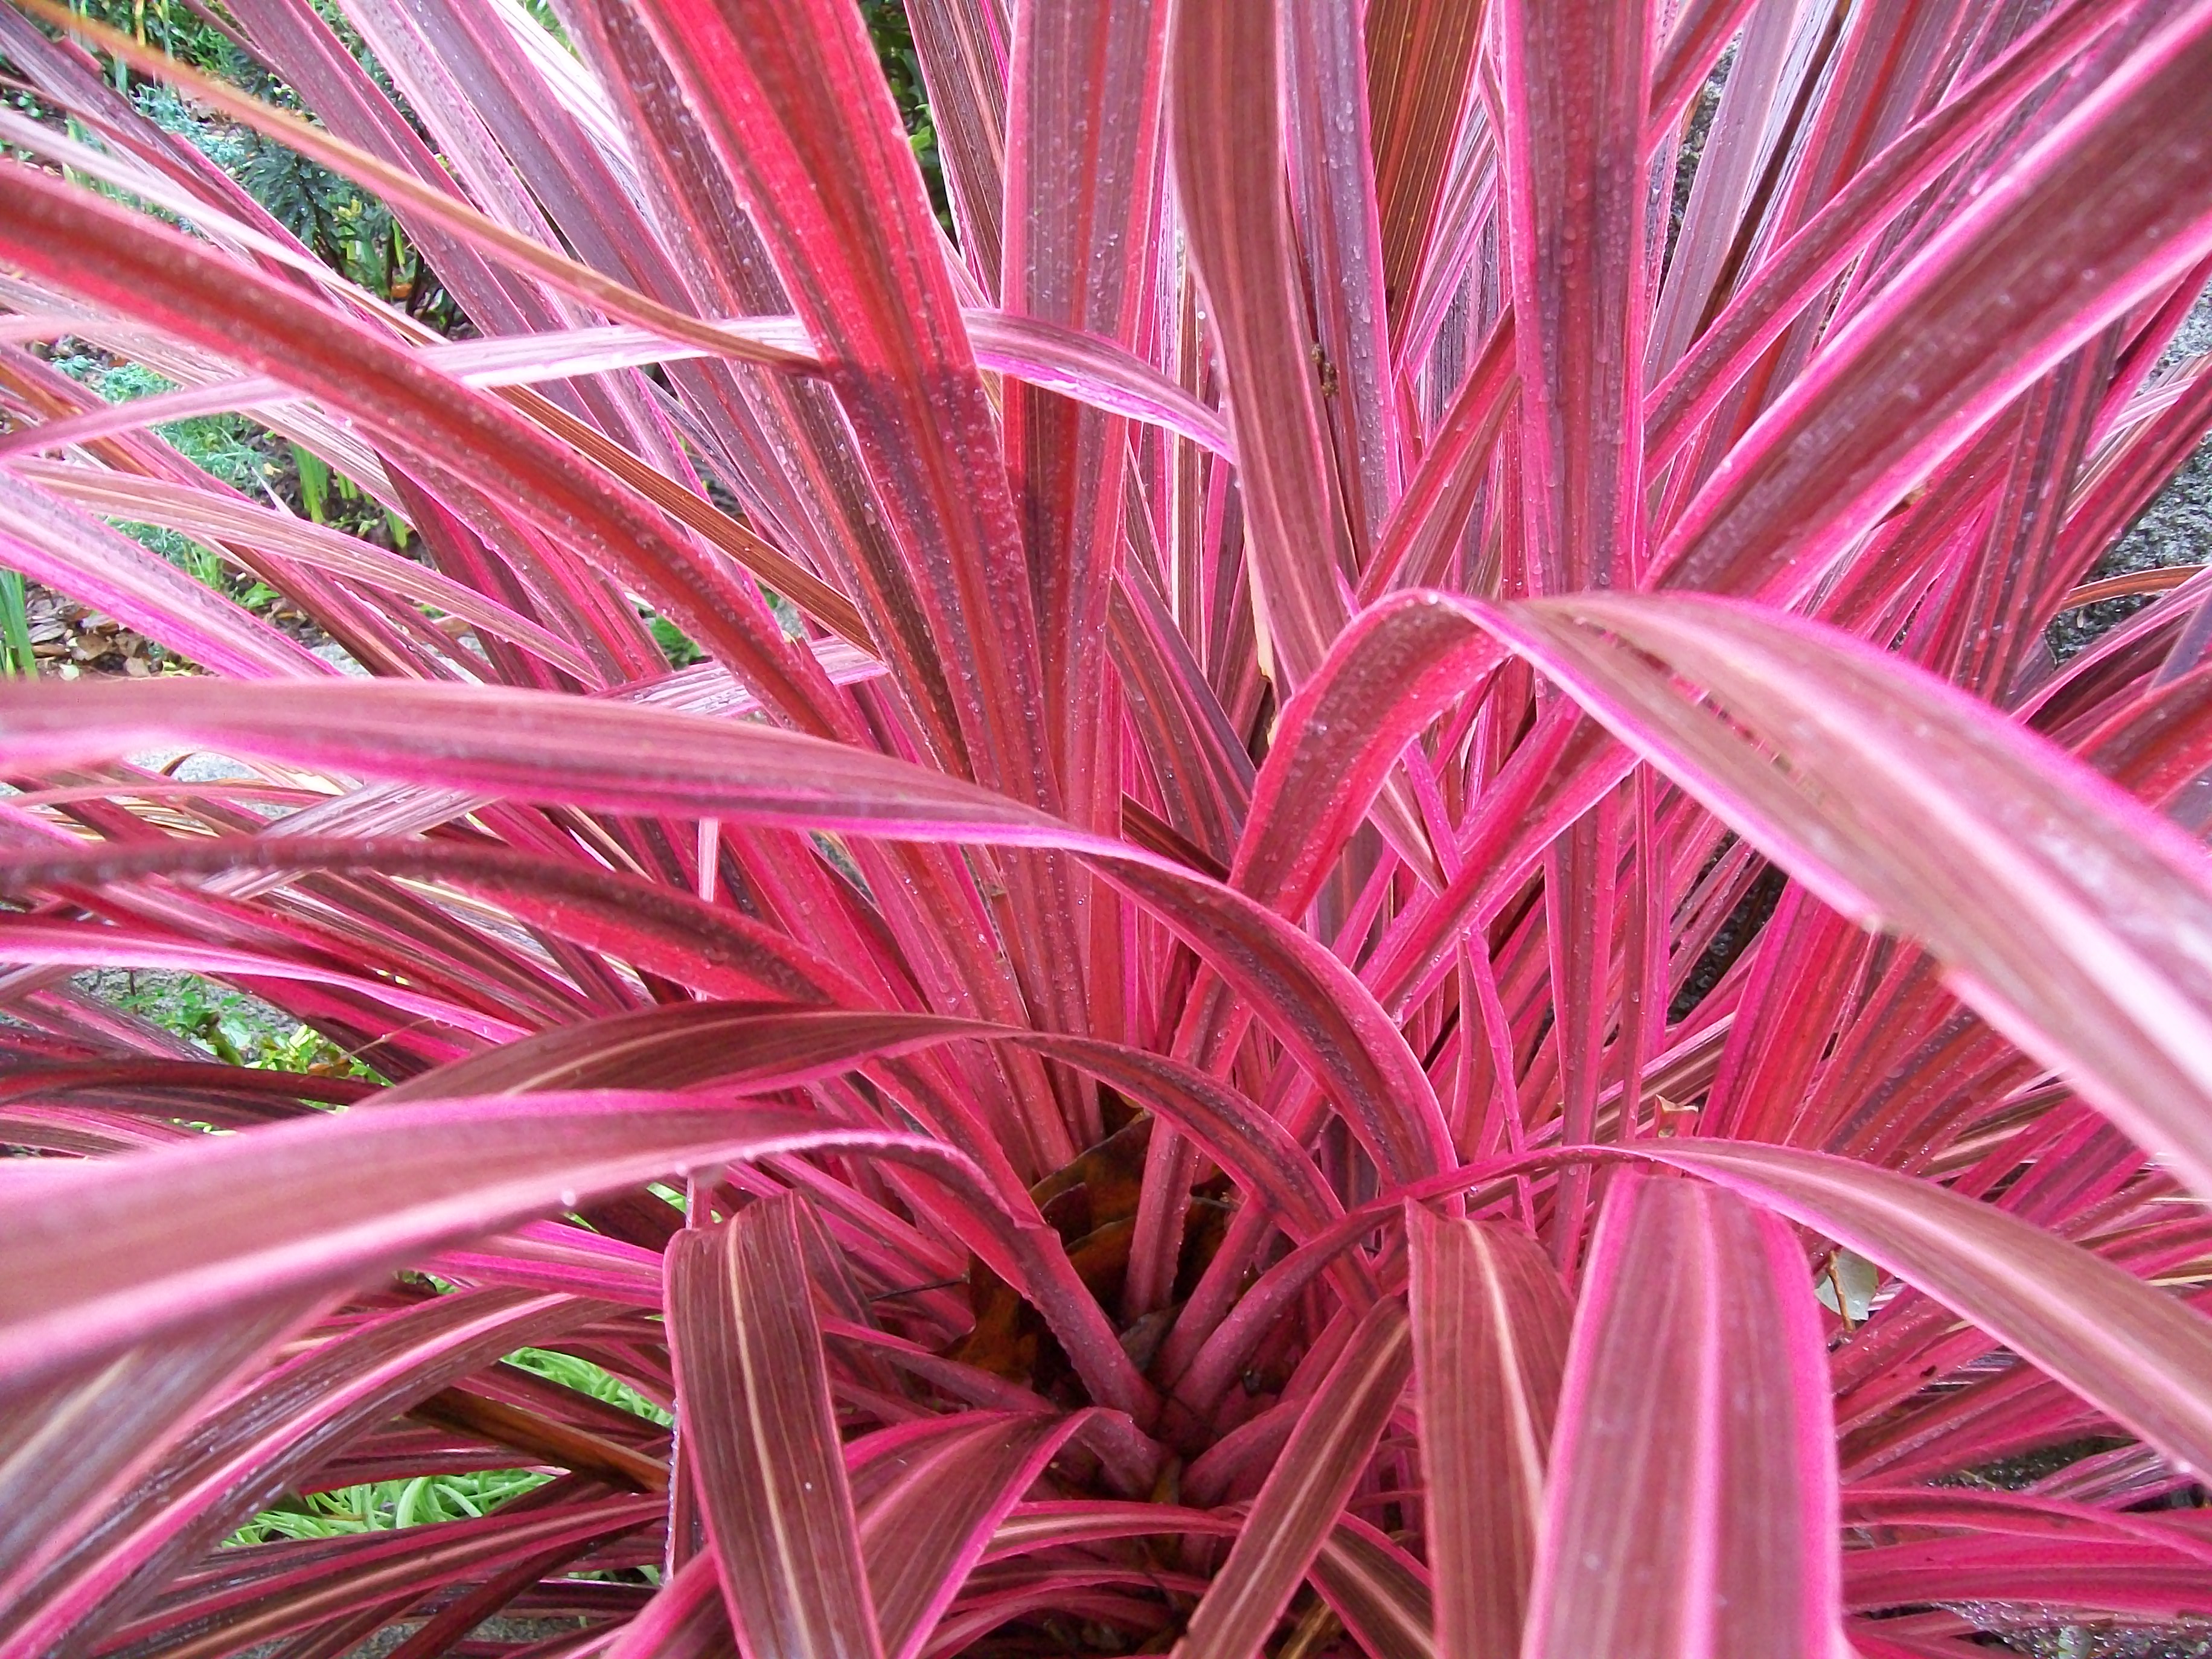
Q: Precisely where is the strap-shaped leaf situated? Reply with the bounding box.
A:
[666,1197,885,1659]
[0,1092,987,1392]
[1002,0,1169,798]
[1366,0,1488,339]
[13,461,596,676]
[1497,592,2212,1202]
[1406,1206,1568,1659]
[1643,0,2123,462]
[1310,1518,1436,1659]
[852,1411,1088,1659]
[602,1553,727,1659]
[383,1005,1348,1253]
[1495,0,1647,592]
[1235,593,1503,914]
[0,675,1451,1184]
[1638,1140,2212,1482]
[619,0,1055,816]
[1656,0,2212,599]
[0,1301,313,1625]
[0,164,842,729]
[1522,1172,1842,1659]
[1,1290,596,1659]
[1175,1298,1413,1659]
[1168,0,1354,688]
[95,1491,659,1657]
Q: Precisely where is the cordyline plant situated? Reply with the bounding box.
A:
[8,0,2212,1654]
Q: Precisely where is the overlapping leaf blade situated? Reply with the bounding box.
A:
[1405,1206,1567,1659]
[1520,1172,1843,1659]
[667,1197,886,1659]
[2,0,2212,1651]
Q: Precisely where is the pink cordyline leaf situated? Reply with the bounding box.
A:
[1168,0,1353,688]
[102,1491,661,1657]
[0,1092,991,1391]
[0,834,877,1009]
[1844,1544,2212,1624]
[1840,1488,2212,1567]
[427,1222,665,1310]
[615,0,1055,814]
[1361,312,1517,602]
[982,1500,1235,1559]
[374,1005,1349,1255]
[1405,1205,1568,1659]
[1495,592,2212,1203]
[1235,593,1502,907]
[1640,0,1804,388]
[8,460,595,674]
[0,1288,600,1658]
[0,676,1072,833]
[1173,1297,1413,1659]
[1308,1517,1436,1659]
[0,1057,368,1111]
[1108,555,1255,860]
[853,1411,1090,1659]
[0,469,327,680]
[1646,0,1760,138]
[969,312,1232,458]
[0,919,526,1040]
[512,0,1087,1104]
[601,1552,725,1659]
[0,676,1453,1183]
[1283,0,1398,557]
[0,167,846,725]
[904,0,1009,298]
[1634,1141,2212,1481]
[1495,0,1646,592]
[14,0,2212,1649]
[666,1197,887,1659]
[1002,0,1168,807]
[1656,0,2212,599]
[1643,0,2132,467]
[2,312,1231,470]
[1365,0,1487,342]
[0,1299,318,1622]
[4,0,820,375]
[1520,1172,1843,1659]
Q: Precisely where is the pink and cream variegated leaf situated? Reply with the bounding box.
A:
[1636,1140,2212,1481]
[0,1299,320,1623]
[0,1288,607,1658]
[1405,1204,1568,1659]
[0,165,844,723]
[1496,592,2212,1202]
[614,0,1058,817]
[601,1553,726,1659]
[1520,1172,1843,1659]
[853,1411,1090,1659]
[8,0,2212,1648]
[1657,1,2212,600]
[1174,1297,1414,1659]
[0,675,1454,1183]
[0,469,328,680]
[1495,0,1646,593]
[1168,0,1353,688]
[0,1092,990,1390]
[667,1197,887,1659]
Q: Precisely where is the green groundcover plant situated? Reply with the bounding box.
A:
[7,0,2212,1654]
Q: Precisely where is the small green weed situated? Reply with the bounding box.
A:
[508,1347,673,1426]
[223,1348,668,1547]
[223,1468,552,1544]
[106,970,379,1079]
